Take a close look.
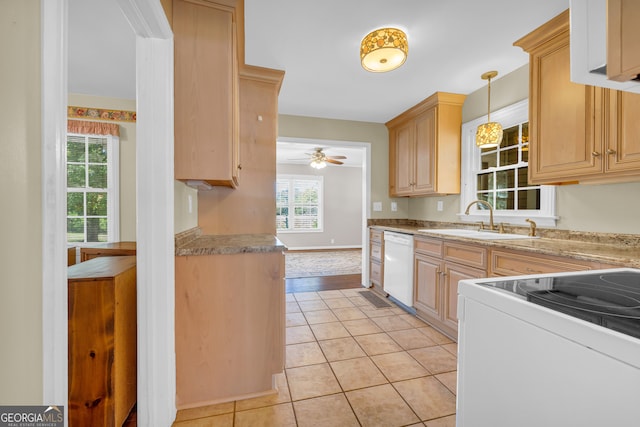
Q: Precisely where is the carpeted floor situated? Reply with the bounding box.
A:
[285,250,362,278]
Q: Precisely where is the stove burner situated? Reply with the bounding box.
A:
[480,271,640,339]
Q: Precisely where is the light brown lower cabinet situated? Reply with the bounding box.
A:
[490,248,619,276]
[412,235,622,341]
[174,251,284,408]
[414,237,487,340]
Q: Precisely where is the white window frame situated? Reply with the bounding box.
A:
[460,99,557,227]
[276,174,324,233]
[66,132,120,244]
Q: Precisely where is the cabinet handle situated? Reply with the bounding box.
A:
[591,151,601,157]
[606,149,617,155]
[237,164,242,170]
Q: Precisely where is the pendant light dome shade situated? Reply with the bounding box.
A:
[360,28,408,72]
[475,71,503,148]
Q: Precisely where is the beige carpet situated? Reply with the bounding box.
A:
[285,250,362,278]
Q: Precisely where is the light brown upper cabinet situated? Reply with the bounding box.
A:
[386,92,466,197]
[515,10,640,185]
[607,0,640,82]
[173,0,240,188]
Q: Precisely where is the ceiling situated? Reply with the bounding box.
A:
[68,0,570,165]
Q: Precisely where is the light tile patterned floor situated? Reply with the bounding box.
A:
[173,289,457,427]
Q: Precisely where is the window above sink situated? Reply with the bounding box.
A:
[460,100,557,228]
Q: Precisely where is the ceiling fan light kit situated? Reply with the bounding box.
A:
[475,70,503,148]
[310,158,327,169]
[360,27,408,72]
[307,147,347,169]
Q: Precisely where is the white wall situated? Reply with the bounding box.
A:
[276,163,362,249]
[0,0,43,404]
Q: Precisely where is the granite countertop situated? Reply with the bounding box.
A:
[175,228,285,256]
[370,223,640,268]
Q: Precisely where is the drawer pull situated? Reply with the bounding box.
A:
[591,151,601,157]
[606,149,617,155]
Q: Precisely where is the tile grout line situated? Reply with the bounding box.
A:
[286,289,458,426]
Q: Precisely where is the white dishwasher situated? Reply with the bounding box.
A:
[383,231,414,308]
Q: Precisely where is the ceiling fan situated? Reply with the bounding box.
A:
[301,147,347,169]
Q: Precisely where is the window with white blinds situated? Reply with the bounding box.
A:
[66,133,119,243]
[276,175,323,232]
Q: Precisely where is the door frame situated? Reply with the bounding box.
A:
[41,1,176,425]
[277,137,371,285]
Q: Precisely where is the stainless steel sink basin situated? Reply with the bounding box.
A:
[417,228,538,240]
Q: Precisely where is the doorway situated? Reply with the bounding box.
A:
[42,0,176,425]
[276,137,371,286]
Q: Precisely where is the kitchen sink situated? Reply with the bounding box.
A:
[417,228,538,240]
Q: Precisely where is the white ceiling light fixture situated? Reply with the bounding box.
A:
[360,27,408,72]
[310,158,327,169]
[475,70,504,148]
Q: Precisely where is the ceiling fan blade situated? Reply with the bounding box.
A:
[325,158,344,165]
[327,155,347,160]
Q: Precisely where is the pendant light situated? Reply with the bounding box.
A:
[475,70,503,148]
[360,28,408,72]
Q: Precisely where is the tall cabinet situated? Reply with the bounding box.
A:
[386,92,466,197]
[174,0,240,188]
[173,0,287,411]
[515,9,640,185]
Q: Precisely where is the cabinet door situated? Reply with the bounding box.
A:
[442,262,485,334]
[607,0,640,82]
[528,34,603,183]
[174,0,239,187]
[392,122,414,196]
[414,253,441,321]
[606,90,640,173]
[413,107,436,194]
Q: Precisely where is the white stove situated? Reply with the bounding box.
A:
[456,268,640,427]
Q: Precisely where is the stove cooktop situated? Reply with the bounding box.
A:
[478,270,640,339]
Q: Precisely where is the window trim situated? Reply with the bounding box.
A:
[460,99,557,227]
[66,132,120,244]
[276,174,324,233]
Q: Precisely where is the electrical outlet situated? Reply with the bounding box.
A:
[330,238,335,244]
[391,202,398,212]
[437,200,444,212]
[373,202,382,211]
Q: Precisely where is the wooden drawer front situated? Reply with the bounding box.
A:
[370,260,382,285]
[370,228,383,243]
[415,236,443,257]
[491,250,590,276]
[370,243,383,262]
[443,242,488,270]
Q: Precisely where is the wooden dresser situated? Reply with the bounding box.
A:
[68,256,137,427]
[80,241,136,262]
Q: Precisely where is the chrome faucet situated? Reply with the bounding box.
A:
[465,200,496,231]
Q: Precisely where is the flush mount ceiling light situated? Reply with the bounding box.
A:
[475,70,503,148]
[360,28,408,72]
